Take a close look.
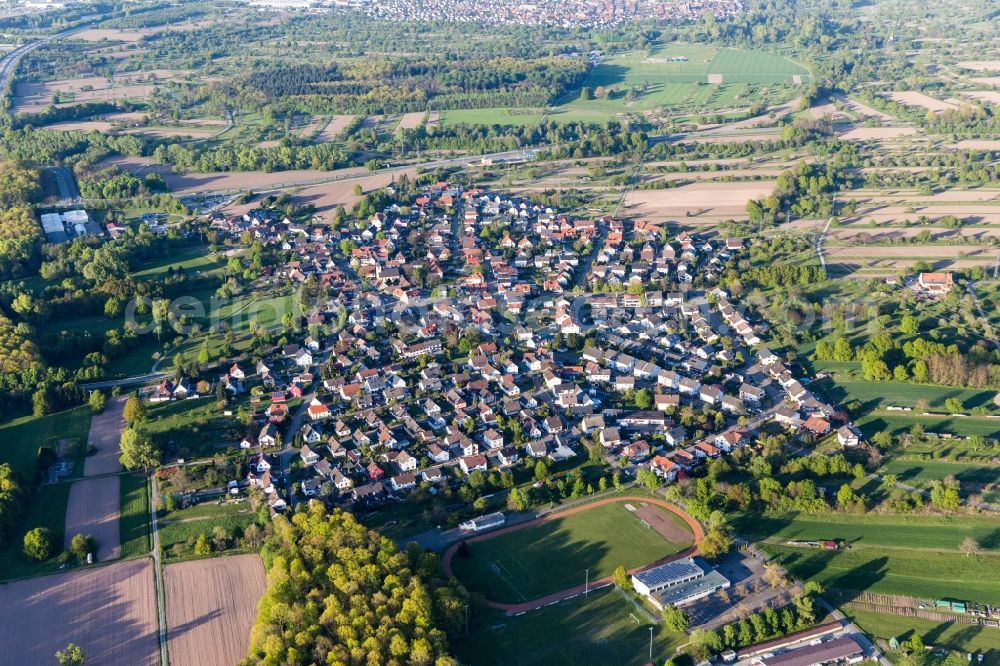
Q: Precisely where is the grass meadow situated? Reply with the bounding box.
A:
[739,512,1000,605]
[120,473,151,559]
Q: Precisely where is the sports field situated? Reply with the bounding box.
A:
[452,587,685,666]
[740,513,1000,605]
[450,501,693,603]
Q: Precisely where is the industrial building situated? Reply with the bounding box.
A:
[39,210,100,244]
[757,636,864,666]
[631,557,731,609]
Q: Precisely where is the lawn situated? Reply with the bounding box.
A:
[0,406,93,481]
[450,501,693,603]
[120,473,151,558]
[130,244,226,281]
[452,586,685,666]
[0,483,72,581]
[845,608,1000,662]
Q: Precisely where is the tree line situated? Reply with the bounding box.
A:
[243,501,468,666]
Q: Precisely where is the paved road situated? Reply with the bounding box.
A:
[51,165,81,201]
[0,25,90,95]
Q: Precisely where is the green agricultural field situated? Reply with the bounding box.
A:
[120,473,151,559]
[880,459,1000,488]
[812,378,999,413]
[732,513,1000,552]
[450,501,692,603]
[856,412,1000,440]
[0,406,92,481]
[764,544,1000,606]
[845,609,1000,662]
[452,586,685,666]
[440,107,547,127]
[742,512,1000,605]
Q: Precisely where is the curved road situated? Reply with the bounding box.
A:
[442,496,704,613]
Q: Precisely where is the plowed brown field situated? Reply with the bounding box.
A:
[165,554,266,666]
[0,559,158,665]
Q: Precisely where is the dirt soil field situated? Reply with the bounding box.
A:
[123,127,218,139]
[623,181,776,219]
[950,139,1000,150]
[887,91,958,112]
[959,61,1000,71]
[65,476,121,561]
[632,504,692,544]
[85,396,125,476]
[838,126,918,141]
[0,558,158,665]
[963,90,1000,105]
[396,112,425,130]
[318,115,356,141]
[46,120,115,132]
[165,554,266,666]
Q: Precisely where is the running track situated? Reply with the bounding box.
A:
[442,496,705,613]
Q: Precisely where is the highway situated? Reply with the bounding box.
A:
[0,25,90,98]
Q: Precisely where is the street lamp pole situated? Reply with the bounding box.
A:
[649,626,654,661]
[585,568,589,597]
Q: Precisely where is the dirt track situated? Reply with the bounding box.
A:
[442,496,703,612]
[63,396,126,562]
[0,558,158,665]
[64,476,121,561]
[84,396,125,476]
[165,554,266,666]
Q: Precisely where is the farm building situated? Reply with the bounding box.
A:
[631,557,730,609]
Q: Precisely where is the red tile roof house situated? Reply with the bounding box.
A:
[649,455,678,482]
[460,455,488,474]
[918,271,953,294]
[801,415,832,436]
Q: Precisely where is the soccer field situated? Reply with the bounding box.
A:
[450,501,693,603]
